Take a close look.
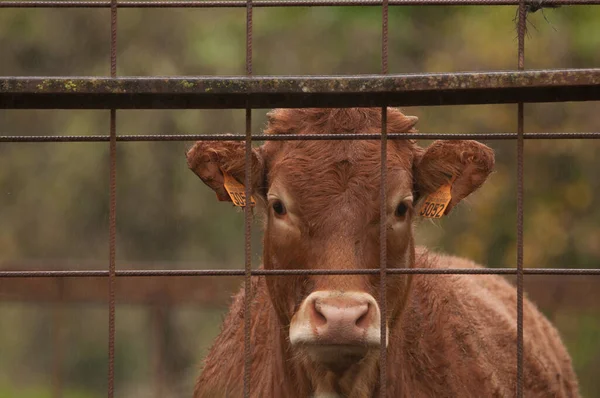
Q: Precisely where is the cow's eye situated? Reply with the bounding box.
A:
[395,202,409,218]
[272,200,287,216]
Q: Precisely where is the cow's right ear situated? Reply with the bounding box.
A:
[186,139,266,204]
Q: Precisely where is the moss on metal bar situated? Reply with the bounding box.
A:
[1,69,599,109]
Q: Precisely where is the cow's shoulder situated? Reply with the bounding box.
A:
[401,249,577,397]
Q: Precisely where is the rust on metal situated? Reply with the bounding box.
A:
[107,1,118,396]
[2,0,600,7]
[2,132,600,143]
[2,70,599,109]
[1,268,600,277]
[379,0,389,393]
[515,0,526,394]
[243,0,253,393]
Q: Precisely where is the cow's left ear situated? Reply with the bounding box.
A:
[413,140,495,215]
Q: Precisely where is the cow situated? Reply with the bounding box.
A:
[186,108,579,398]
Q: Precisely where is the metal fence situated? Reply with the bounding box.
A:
[1,1,600,398]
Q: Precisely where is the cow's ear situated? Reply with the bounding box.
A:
[413,140,494,215]
[186,139,266,204]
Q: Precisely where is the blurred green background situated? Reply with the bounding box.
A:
[1,4,599,398]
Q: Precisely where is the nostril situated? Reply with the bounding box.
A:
[311,300,328,327]
[355,304,371,329]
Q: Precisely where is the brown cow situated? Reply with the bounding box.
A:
[186,108,579,398]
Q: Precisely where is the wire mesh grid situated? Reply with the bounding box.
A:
[1,1,600,397]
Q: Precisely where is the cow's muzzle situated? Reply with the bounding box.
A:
[289,291,384,372]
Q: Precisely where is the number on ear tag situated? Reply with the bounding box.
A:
[221,169,256,207]
[419,176,456,219]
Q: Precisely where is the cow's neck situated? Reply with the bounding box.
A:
[264,249,424,397]
[271,318,313,397]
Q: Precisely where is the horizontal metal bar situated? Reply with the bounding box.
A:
[1,268,600,277]
[2,132,600,143]
[2,70,599,109]
[2,0,599,8]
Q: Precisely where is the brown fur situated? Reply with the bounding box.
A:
[187,108,579,398]
[195,253,578,397]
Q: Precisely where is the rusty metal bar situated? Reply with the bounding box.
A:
[515,0,526,395]
[2,0,599,7]
[243,0,253,394]
[107,0,118,397]
[2,268,600,277]
[379,0,389,393]
[2,132,600,142]
[2,70,600,109]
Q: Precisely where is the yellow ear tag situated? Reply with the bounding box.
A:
[221,169,256,207]
[419,175,456,219]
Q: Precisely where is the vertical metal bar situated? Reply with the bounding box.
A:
[516,1,526,397]
[243,0,253,395]
[379,0,389,396]
[379,108,388,398]
[246,0,253,77]
[381,0,388,75]
[108,0,118,397]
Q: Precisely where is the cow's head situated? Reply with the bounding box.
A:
[187,108,494,391]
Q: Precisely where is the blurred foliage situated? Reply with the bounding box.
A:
[0,386,101,398]
[1,3,599,398]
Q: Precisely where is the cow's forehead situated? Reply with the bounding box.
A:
[267,139,415,181]
[266,140,415,218]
